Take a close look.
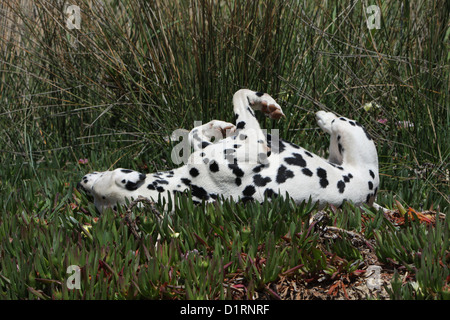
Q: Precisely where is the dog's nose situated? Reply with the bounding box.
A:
[77,182,85,192]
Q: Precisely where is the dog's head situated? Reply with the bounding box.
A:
[77,168,146,212]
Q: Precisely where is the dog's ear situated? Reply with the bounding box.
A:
[114,169,146,191]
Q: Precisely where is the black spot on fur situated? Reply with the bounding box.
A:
[156,186,165,193]
[120,169,133,173]
[201,141,210,149]
[252,163,269,173]
[276,165,294,184]
[252,165,263,173]
[243,185,256,197]
[247,107,256,117]
[264,188,278,198]
[317,168,329,188]
[368,181,373,190]
[302,168,313,177]
[317,168,327,179]
[339,117,347,121]
[338,143,344,155]
[191,185,209,200]
[304,151,314,158]
[154,179,169,185]
[337,180,346,193]
[235,178,242,186]
[255,91,264,97]
[189,168,200,177]
[369,170,375,179]
[253,174,272,187]
[228,163,244,177]
[328,162,344,170]
[241,197,254,204]
[349,121,356,126]
[181,178,191,186]
[209,193,218,200]
[125,181,141,191]
[236,121,246,130]
[284,153,307,167]
[209,161,219,172]
[147,184,156,190]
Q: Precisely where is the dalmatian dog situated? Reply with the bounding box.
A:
[78,89,379,213]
